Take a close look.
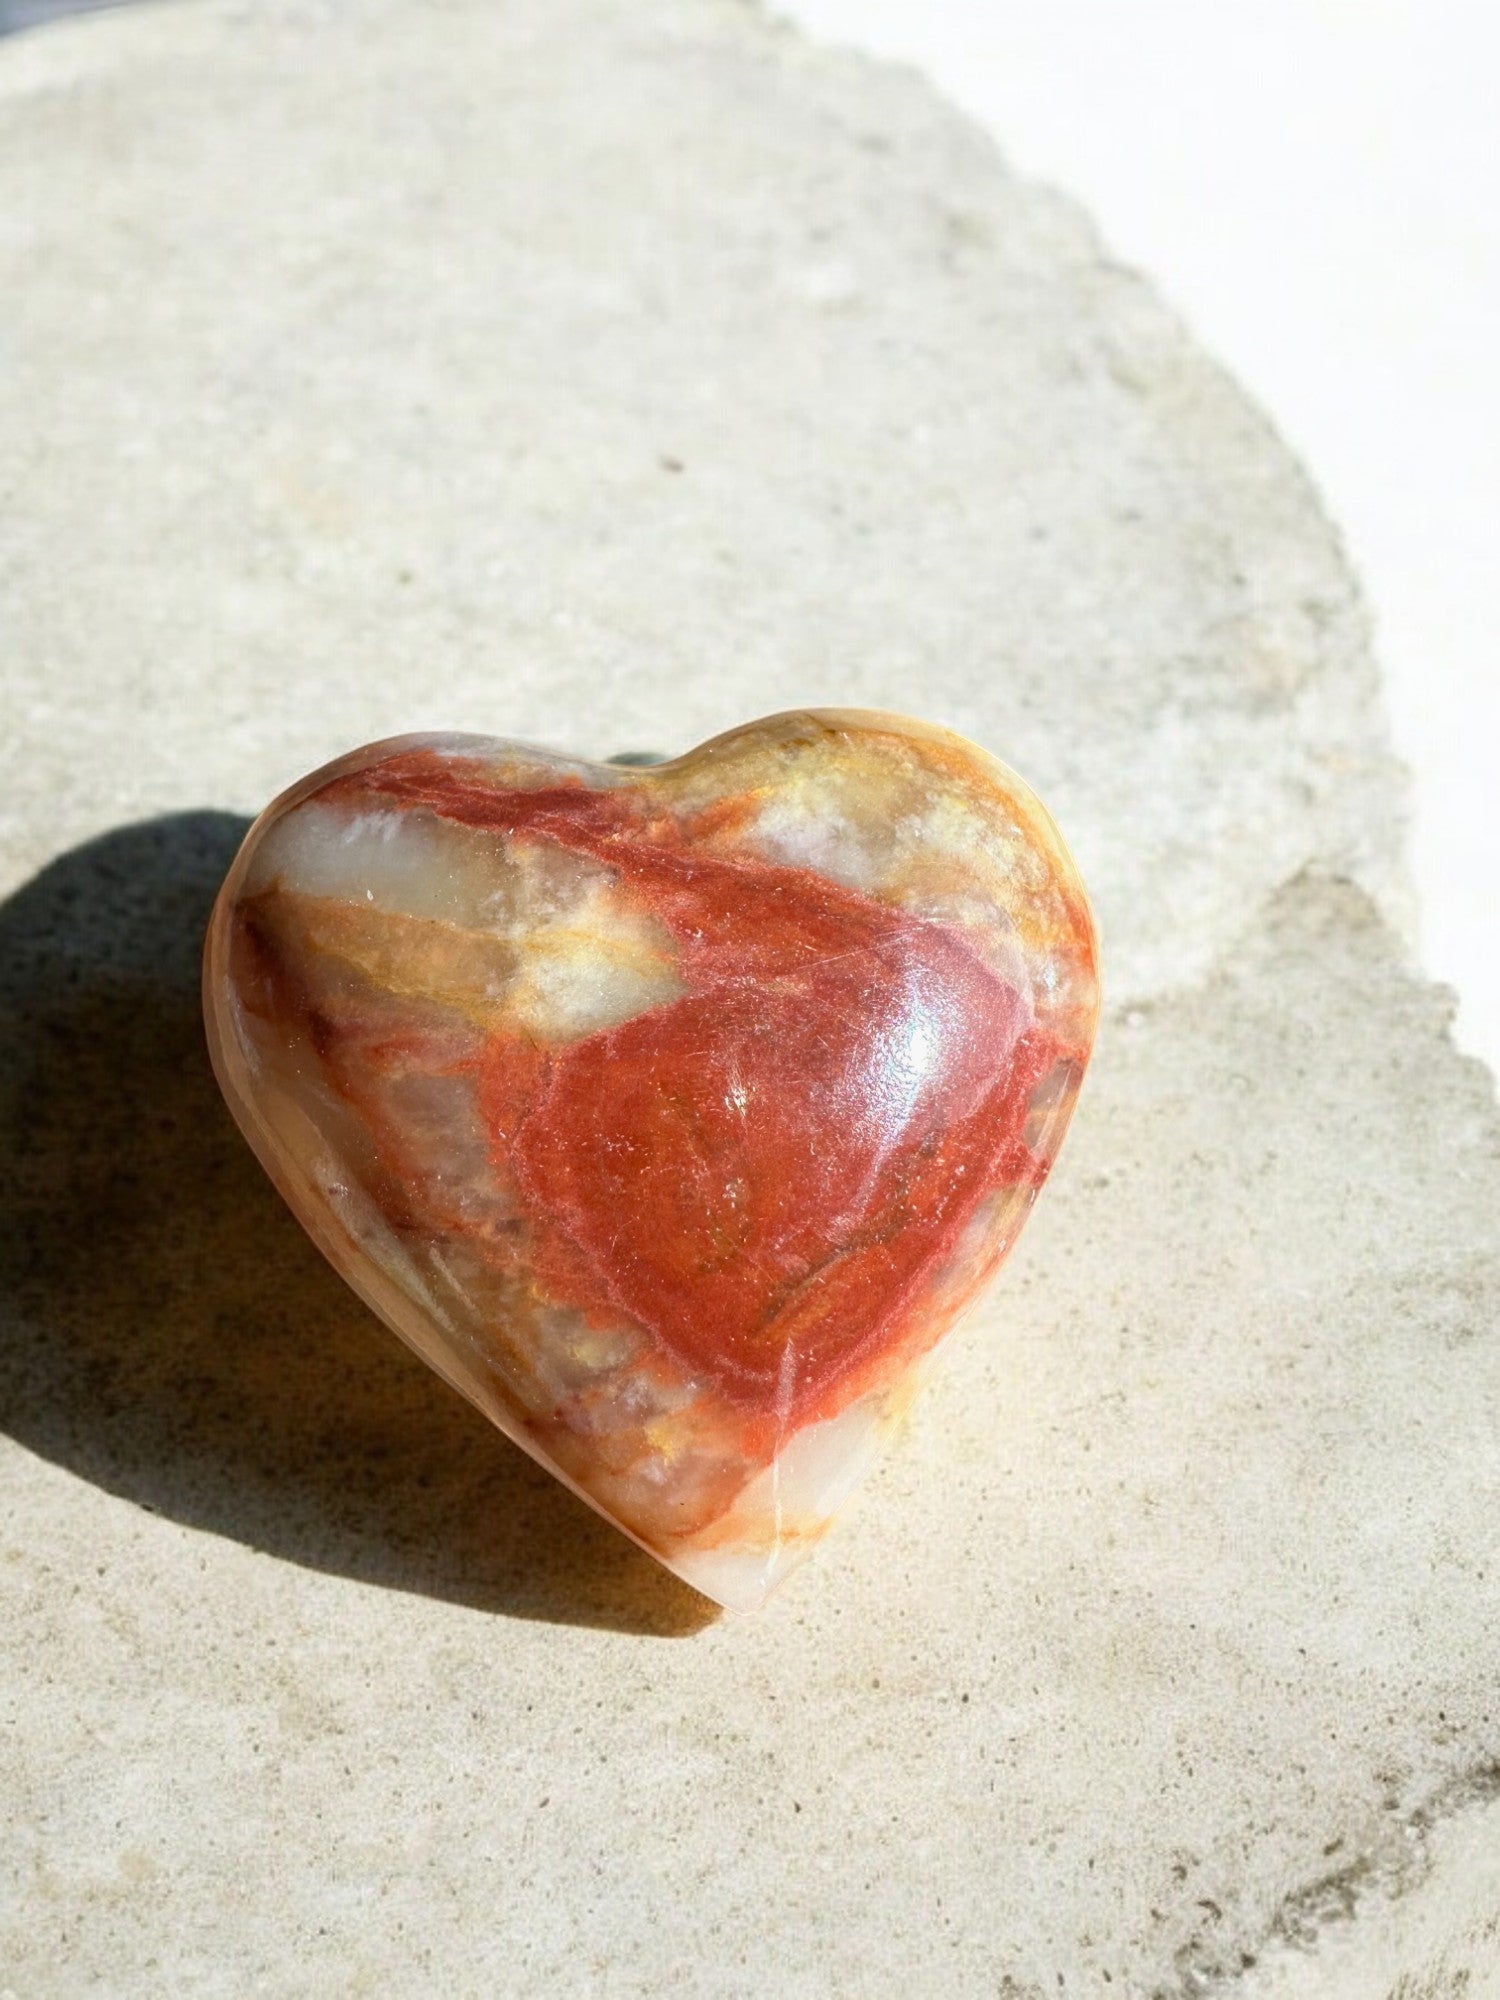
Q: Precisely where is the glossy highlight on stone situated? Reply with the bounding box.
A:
[203,710,1099,1610]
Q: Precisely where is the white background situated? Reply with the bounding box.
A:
[783,0,1499,1074]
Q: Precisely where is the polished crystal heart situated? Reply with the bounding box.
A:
[204,710,1099,1610]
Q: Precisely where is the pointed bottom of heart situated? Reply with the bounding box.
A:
[616,1388,899,1613]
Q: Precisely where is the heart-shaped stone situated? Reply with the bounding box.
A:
[203,709,1098,1610]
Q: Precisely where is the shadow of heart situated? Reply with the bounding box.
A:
[0,813,717,1637]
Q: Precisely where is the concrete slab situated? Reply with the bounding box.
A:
[2,1,1495,1990]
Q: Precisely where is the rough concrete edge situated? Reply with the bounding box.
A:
[1195,1762,1500,1999]
[1208,869,1498,1110]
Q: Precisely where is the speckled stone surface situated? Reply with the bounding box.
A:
[203,716,1099,1612]
[1,0,1496,1992]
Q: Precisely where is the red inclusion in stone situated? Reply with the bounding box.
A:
[334,752,1058,1426]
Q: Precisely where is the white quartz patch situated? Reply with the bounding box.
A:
[750,787,890,893]
[249,796,683,1040]
[503,875,686,1038]
[671,1387,896,1612]
[727,1388,891,1528]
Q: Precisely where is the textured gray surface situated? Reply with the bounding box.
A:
[1240,1785,1500,1999]
[1,0,1496,1993]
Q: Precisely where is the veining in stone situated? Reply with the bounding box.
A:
[203,709,1099,1609]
